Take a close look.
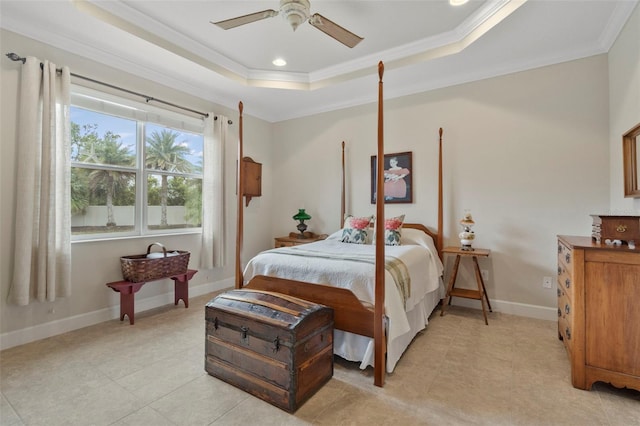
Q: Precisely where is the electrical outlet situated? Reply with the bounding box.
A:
[543,276,553,289]
[481,269,489,282]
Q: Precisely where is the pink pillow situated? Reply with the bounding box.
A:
[374,214,405,245]
[341,215,373,244]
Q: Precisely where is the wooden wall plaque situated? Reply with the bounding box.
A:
[243,156,262,206]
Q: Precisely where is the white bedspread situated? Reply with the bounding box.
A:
[242,231,444,372]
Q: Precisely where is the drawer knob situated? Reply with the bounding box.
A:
[558,244,562,253]
[566,327,571,340]
[557,308,561,317]
[616,224,627,233]
[564,304,570,315]
[565,278,571,289]
[273,337,280,353]
[557,288,561,297]
[241,325,249,340]
[565,253,571,263]
[557,266,562,276]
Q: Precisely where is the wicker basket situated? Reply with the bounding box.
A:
[120,242,190,283]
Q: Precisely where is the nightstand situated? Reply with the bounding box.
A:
[274,232,327,248]
[440,246,493,324]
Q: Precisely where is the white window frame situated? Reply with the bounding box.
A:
[70,85,205,241]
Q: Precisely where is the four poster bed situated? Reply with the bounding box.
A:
[234,62,445,387]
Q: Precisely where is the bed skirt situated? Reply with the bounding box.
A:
[333,277,445,373]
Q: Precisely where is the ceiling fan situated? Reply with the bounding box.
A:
[211,0,364,48]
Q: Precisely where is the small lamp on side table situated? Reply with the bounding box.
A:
[459,211,475,251]
[293,209,312,238]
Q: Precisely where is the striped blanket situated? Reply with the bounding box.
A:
[268,246,411,306]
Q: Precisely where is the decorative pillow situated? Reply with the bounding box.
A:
[341,215,373,244]
[373,214,405,246]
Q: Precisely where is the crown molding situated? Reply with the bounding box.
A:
[0,17,251,120]
[72,0,526,90]
[2,0,633,123]
[596,0,639,51]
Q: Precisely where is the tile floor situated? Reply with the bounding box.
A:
[1,292,639,425]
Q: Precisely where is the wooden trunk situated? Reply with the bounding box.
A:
[205,289,334,412]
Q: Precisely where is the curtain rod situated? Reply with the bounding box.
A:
[6,52,233,124]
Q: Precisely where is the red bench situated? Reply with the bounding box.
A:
[106,269,197,325]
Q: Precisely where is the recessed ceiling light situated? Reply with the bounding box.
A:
[272,58,287,67]
[450,0,469,5]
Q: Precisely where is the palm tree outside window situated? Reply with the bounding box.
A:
[69,89,204,240]
[145,126,201,229]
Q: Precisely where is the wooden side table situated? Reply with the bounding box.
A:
[274,232,328,248]
[440,247,492,324]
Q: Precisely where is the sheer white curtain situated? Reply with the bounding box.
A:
[10,57,71,305]
[200,114,226,269]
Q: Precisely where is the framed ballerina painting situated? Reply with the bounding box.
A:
[371,151,413,204]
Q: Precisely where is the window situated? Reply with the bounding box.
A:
[70,86,204,240]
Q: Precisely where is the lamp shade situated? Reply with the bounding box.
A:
[293,209,311,221]
[460,212,474,227]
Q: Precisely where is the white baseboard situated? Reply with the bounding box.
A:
[0,278,234,352]
[1,283,556,351]
[450,297,557,321]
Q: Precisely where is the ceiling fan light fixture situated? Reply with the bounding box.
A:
[449,0,469,5]
[212,0,363,48]
[280,0,310,31]
[272,58,287,66]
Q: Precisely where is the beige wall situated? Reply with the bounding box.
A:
[609,3,640,212]
[3,4,639,346]
[271,55,611,314]
[0,30,273,343]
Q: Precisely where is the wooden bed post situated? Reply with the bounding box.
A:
[374,61,385,387]
[235,101,244,289]
[437,127,444,258]
[341,141,346,228]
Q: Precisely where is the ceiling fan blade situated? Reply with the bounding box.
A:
[309,13,363,48]
[212,9,278,30]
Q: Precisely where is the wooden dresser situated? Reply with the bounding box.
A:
[274,232,327,248]
[557,235,640,391]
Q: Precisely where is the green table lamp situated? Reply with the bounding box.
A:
[293,209,311,238]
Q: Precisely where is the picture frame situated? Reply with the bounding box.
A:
[623,122,640,198]
[371,151,413,204]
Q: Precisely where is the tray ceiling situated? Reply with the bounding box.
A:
[1,0,637,122]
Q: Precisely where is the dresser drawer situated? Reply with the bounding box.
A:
[557,289,572,326]
[557,239,574,352]
[601,217,640,242]
[557,266,573,299]
[591,215,640,243]
[275,240,295,248]
[558,314,573,345]
[274,234,327,248]
[557,241,572,270]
